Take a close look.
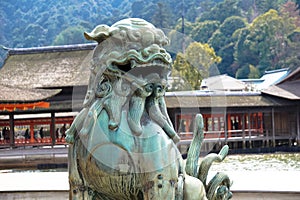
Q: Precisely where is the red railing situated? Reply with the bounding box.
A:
[0,137,67,147]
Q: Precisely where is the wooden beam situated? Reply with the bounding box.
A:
[272,108,276,147]
[30,123,35,143]
[248,111,252,149]
[297,105,300,146]
[9,113,15,147]
[242,114,245,149]
[51,112,55,146]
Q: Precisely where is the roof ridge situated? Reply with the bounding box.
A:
[264,68,289,74]
[277,67,300,84]
[7,43,97,55]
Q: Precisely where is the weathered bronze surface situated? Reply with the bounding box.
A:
[66,18,231,200]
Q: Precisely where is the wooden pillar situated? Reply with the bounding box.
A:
[204,117,208,132]
[248,111,252,148]
[50,112,56,146]
[272,108,276,147]
[266,129,269,147]
[259,113,264,133]
[30,123,35,143]
[224,113,228,143]
[242,113,246,149]
[227,114,232,138]
[297,105,300,146]
[9,113,15,147]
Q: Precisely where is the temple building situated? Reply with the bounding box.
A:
[0,43,299,153]
[0,44,95,146]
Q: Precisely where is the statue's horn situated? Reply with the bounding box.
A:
[84,24,117,43]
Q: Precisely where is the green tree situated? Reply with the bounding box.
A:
[234,28,258,68]
[208,16,247,75]
[248,64,261,78]
[234,9,296,75]
[235,64,250,79]
[209,16,247,51]
[280,1,300,27]
[131,1,156,23]
[238,0,288,22]
[198,0,221,15]
[199,0,242,23]
[219,16,247,37]
[171,52,200,91]
[174,18,195,36]
[236,64,260,79]
[217,44,236,76]
[171,42,221,91]
[190,20,220,43]
[151,2,173,28]
[285,29,300,71]
[255,0,282,14]
[23,24,46,46]
[53,26,87,45]
[167,26,195,56]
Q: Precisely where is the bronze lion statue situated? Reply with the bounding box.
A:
[66,18,232,200]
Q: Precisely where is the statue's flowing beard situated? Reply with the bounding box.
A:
[127,84,152,136]
[127,82,180,143]
[96,74,179,143]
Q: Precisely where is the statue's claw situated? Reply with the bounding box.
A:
[206,172,232,200]
[186,114,205,177]
[198,145,229,186]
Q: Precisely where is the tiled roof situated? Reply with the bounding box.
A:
[201,74,246,91]
[0,44,95,89]
[262,80,300,100]
[0,84,61,102]
[277,67,300,84]
[165,91,293,108]
[261,68,300,100]
[256,68,289,90]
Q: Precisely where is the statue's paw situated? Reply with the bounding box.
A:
[184,175,207,200]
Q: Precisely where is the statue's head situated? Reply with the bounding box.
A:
[80,18,179,142]
[83,18,172,106]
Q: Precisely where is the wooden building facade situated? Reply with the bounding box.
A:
[0,44,95,147]
[165,90,300,152]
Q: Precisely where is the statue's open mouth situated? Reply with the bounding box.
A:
[104,43,172,80]
[126,59,170,79]
[119,61,169,83]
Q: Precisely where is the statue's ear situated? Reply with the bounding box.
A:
[84,25,118,43]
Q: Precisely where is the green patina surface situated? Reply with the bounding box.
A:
[67,18,231,200]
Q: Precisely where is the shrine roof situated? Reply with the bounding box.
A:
[0,43,96,89]
[165,91,296,108]
[0,84,61,103]
[261,68,300,100]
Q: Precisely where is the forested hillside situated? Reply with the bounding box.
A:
[1,0,300,83]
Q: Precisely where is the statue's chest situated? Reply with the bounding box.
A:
[77,110,181,199]
[80,109,181,174]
